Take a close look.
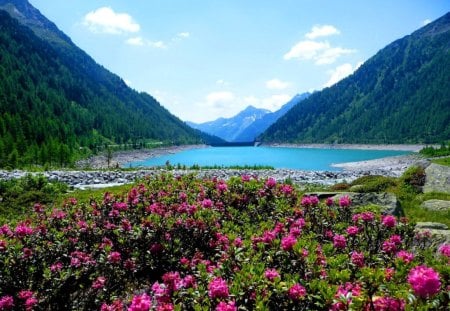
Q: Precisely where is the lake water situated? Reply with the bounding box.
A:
[125,147,410,171]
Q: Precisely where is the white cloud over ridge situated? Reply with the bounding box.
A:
[284,40,355,65]
[305,25,340,39]
[422,19,431,26]
[323,61,363,88]
[83,7,140,34]
[266,78,291,90]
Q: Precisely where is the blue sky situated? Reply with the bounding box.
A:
[29,0,449,123]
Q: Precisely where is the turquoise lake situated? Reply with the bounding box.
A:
[125,147,410,171]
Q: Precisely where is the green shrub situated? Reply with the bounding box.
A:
[399,166,426,194]
[350,175,397,193]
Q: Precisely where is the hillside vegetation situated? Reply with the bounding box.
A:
[0,7,202,168]
[261,13,450,144]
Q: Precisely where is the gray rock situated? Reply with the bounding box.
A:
[421,199,450,211]
[306,191,403,216]
[415,222,450,243]
[424,163,450,193]
[415,222,448,230]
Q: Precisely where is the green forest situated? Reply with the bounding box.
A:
[260,13,450,144]
[0,10,204,168]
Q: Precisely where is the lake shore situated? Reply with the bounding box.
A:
[76,144,208,169]
[264,143,428,152]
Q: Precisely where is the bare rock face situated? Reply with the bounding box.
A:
[424,163,450,193]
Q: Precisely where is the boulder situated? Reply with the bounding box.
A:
[306,192,403,216]
[415,222,450,243]
[424,163,450,193]
[421,199,450,211]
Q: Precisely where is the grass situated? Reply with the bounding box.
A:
[431,156,450,166]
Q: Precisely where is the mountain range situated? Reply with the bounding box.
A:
[260,12,450,144]
[188,93,309,142]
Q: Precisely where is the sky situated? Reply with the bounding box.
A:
[28,0,449,123]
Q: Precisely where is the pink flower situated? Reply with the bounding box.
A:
[333,234,347,249]
[217,182,228,193]
[351,251,365,268]
[18,290,33,300]
[407,265,441,298]
[385,268,395,281]
[288,283,307,300]
[208,277,229,299]
[201,199,213,208]
[108,251,122,264]
[372,296,405,311]
[92,276,107,290]
[325,197,334,206]
[382,215,396,228]
[438,243,450,258]
[0,296,14,310]
[281,235,297,251]
[346,226,359,236]
[264,268,280,281]
[50,262,63,272]
[128,293,151,311]
[157,303,174,311]
[382,240,397,254]
[101,300,124,311]
[215,301,236,311]
[24,297,38,311]
[265,177,276,189]
[14,223,33,238]
[339,195,351,207]
[396,250,415,264]
[361,211,375,222]
[301,196,311,206]
[280,184,293,195]
[310,196,319,206]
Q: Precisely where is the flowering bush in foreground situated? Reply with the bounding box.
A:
[0,174,449,310]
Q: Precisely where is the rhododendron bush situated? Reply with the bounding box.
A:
[0,174,449,310]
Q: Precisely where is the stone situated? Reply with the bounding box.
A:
[415,222,450,243]
[306,192,403,216]
[424,163,450,193]
[415,222,448,230]
[421,199,450,211]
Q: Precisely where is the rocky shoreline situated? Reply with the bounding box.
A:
[0,144,428,189]
[0,165,418,190]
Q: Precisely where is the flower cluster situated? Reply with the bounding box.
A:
[0,173,447,310]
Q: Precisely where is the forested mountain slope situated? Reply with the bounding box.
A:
[261,12,450,144]
[0,1,203,167]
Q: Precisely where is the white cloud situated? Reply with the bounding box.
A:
[125,37,167,49]
[422,19,431,26]
[205,91,236,108]
[243,94,292,111]
[83,7,140,34]
[266,79,291,90]
[284,40,329,60]
[284,40,355,65]
[177,32,190,38]
[148,40,167,49]
[315,47,355,65]
[323,61,363,88]
[126,36,144,46]
[305,25,340,39]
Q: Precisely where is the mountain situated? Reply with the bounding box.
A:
[0,0,204,168]
[260,13,450,144]
[234,93,310,142]
[187,105,271,142]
